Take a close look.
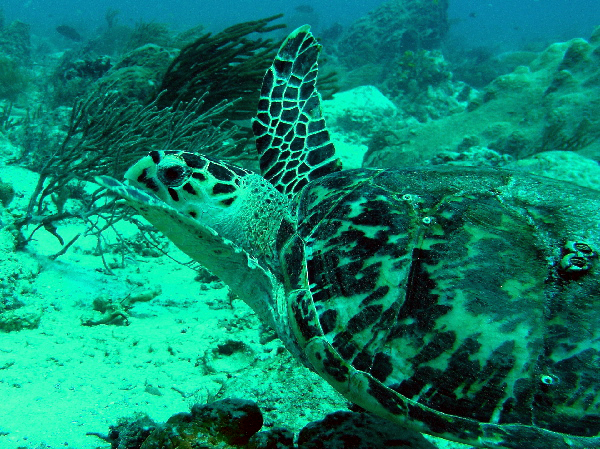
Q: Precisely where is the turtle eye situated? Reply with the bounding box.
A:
[158,162,190,187]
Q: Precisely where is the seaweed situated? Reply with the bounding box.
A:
[156,14,286,122]
[13,89,240,258]
[155,15,337,141]
[6,16,336,260]
[0,55,27,101]
[125,21,171,52]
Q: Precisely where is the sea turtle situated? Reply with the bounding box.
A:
[97,26,600,448]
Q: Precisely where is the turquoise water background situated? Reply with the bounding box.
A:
[2,0,600,50]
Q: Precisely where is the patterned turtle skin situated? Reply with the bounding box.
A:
[98,27,600,448]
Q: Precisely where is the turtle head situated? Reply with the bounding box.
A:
[125,149,291,264]
[126,150,250,219]
[98,150,294,348]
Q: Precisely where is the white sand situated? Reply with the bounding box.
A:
[0,221,346,449]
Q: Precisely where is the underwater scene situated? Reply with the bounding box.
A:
[0,1,599,448]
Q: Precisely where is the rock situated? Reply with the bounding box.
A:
[93,44,177,106]
[112,43,176,76]
[0,246,42,332]
[363,30,600,169]
[0,20,31,65]
[323,86,397,135]
[104,415,158,449]
[134,399,263,448]
[191,398,263,446]
[428,145,512,167]
[0,177,15,207]
[0,306,42,332]
[247,427,295,449]
[297,411,437,449]
[107,404,441,449]
[506,150,600,191]
[329,135,368,170]
[337,0,449,67]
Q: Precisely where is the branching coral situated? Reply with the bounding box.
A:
[7,16,335,261]
[81,286,162,326]
[156,14,285,123]
[0,56,28,101]
[125,21,172,52]
[13,88,240,256]
[155,15,337,144]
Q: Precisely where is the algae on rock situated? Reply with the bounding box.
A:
[364,27,600,169]
[336,0,449,67]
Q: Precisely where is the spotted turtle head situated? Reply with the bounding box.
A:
[125,149,291,265]
[125,150,253,220]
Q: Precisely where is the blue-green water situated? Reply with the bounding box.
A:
[2,0,599,48]
[0,1,599,448]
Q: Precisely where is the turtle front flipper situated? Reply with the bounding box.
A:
[252,26,341,198]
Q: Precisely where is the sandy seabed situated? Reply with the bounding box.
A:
[0,221,351,449]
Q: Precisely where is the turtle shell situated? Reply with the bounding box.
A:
[279,166,600,448]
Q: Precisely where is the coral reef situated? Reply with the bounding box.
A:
[49,30,175,107]
[382,49,472,121]
[0,20,31,65]
[0,15,316,262]
[448,47,539,89]
[364,26,600,169]
[156,15,285,123]
[335,0,449,68]
[94,44,176,105]
[98,399,434,449]
[298,411,436,449]
[388,50,450,92]
[322,1,466,123]
[0,55,28,101]
[50,53,112,106]
[125,22,172,53]
[113,43,176,76]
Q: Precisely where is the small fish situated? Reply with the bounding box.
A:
[469,11,477,18]
[56,25,82,42]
